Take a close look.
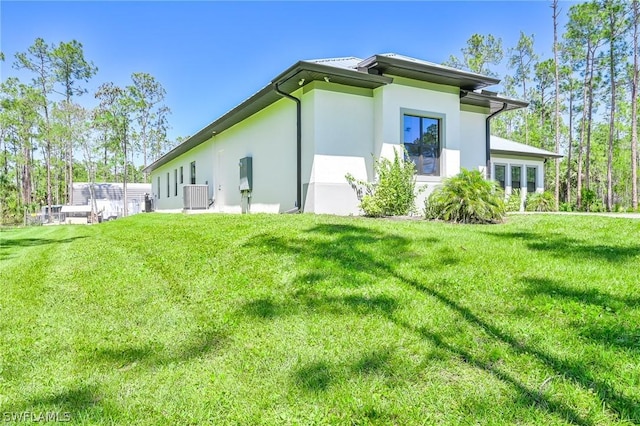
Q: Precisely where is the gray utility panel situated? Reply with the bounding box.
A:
[239,157,253,191]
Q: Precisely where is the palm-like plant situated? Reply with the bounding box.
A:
[525,191,556,212]
[425,169,505,224]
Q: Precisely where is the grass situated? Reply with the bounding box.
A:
[1,213,639,425]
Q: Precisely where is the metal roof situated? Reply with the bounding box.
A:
[491,135,563,158]
[144,53,527,173]
[358,53,500,90]
[460,90,529,113]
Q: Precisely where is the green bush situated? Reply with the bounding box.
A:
[581,189,597,212]
[346,148,418,217]
[525,191,556,212]
[505,189,522,212]
[424,169,505,224]
[559,202,574,212]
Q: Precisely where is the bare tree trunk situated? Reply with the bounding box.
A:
[585,53,595,191]
[553,0,560,209]
[122,125,128,217]
[566,89,574,204]
[577,49,590,209]
[606,8,616,212]
[633,0,639,210]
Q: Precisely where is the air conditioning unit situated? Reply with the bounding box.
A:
[183,184,208,210]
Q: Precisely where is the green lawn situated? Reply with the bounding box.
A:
[1,214,639,425]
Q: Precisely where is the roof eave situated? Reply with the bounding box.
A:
[491,149,563,159]
[359,54,500,90]
[144,62,393,173]
[460,91,529,113]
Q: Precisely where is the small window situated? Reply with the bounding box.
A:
[511,166,522,190]
[527,166,537,193]
[157,176,160,199]
[166,172,170,197]
[403,114,441,176]
[180,166,184,184]
[495,165,506,190]
[174,169,178,196]
[190,161,196,184]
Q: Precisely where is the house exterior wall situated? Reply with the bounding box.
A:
[151,95,298,213]
[151,79,493,216]
[302,82,375,215]
[460,108,490,172]
[152,139,215,211]
[491,153,546,211]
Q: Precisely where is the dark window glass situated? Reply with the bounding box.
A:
[403,115,440,176]
[511,166,522,190]
[157,176,160,199]
[180,166,184,184]
[527,167,536,193]
[495,165,506,189]
[166,172,170,197]
[174,169,178,196]
[190,161,196,184]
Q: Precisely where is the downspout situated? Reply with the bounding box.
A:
[273,82,302,212]
[485,103,508,179]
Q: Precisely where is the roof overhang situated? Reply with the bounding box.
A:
[144,62,392,173]
[460,90,529,114]
[358,54,500,91]
[491,149,563,159]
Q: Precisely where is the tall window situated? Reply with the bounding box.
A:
[174,169,178,196]
[157,176,160,199]
[495,165,506,190]
[511,166,522,190]
[180,166,184,184]
[527,166,537,193]
[403,115,441,176]
[190,161,196,184]
[166,172,170,197]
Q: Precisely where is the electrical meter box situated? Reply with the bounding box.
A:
[239,157,253,191]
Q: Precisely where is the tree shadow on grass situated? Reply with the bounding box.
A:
[0,236,88,260]
[482,231,640,263]
[293,347,399,394]
[523,277,640,353]
[2,384,102,418]
[243,222,639,424]
[240,293,397,320]
[91,328,228,369]
[523,277,640,311]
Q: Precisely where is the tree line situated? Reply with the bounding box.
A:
[446,0,639,212]
[0,38,173,223]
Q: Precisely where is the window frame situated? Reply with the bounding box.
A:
[400,108,445,178]
[190,161,196,185]
[526,166,537,193]
[494,163,507,190]
[511,165,522,190]
[166,172,170,198]
[174,169,178,196]
[157,176,160,199]
[180,166,184,184]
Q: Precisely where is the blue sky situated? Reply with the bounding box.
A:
[1,1,575,145]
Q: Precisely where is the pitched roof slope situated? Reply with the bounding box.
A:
[144,53,528,173]
[490,135,563,158]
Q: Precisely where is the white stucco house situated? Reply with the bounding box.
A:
[144,53,559,215]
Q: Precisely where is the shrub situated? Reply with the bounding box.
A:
[424,169,505,224]
[559,202,574,212]
[581,189,597,212]
[346,148,418,217]
[505,189,522,212]
[525,191,556,212]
